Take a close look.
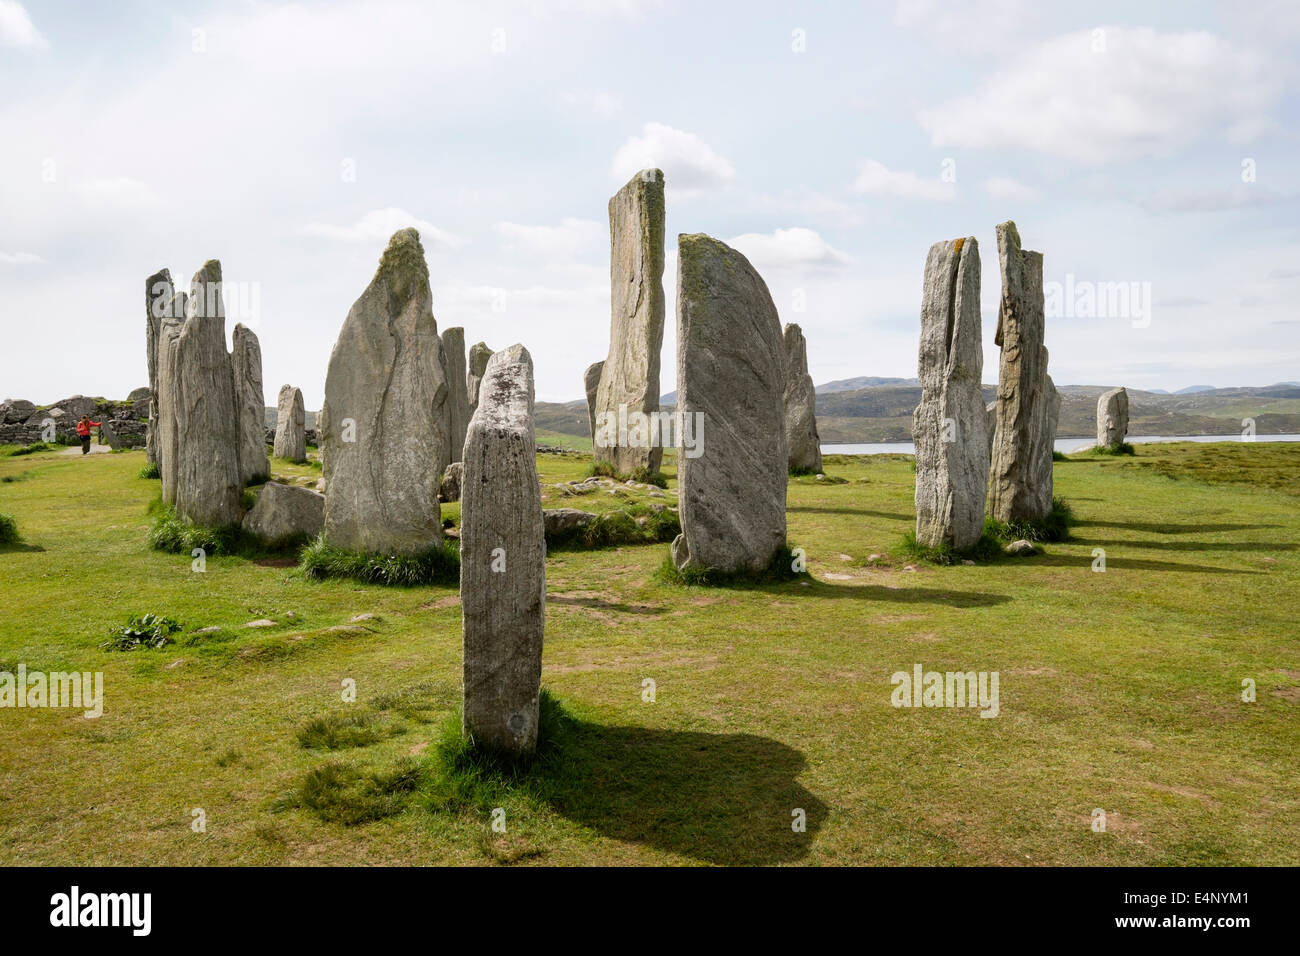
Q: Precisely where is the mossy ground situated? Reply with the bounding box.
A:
[1,442,1298,865]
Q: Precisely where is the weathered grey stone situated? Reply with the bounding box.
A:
[460,344,545,758]
[99,419,121,451]
[782,323,822,474]
[467,342,493,416]
[157,290,186,504]
[543,507,597,538]
[145,269,172,467]
[1097,386,1129,448]
[273,385,306,462]
[319,229,447,555]
[438,461,463,502]
[127,386,151,404]
[173,262,243,527]
[1004,538,1037,556]
[583,360,604,443]
[241,481,324,545]
[1,399,35,424]
[985,400,998,460]
[989,221,1049,522]
[912,237,988,550]
[671,233,787,574]
[232,324,270,484]
[440,327,470,464]
[593,168,666,475]
[1027,348,1060,516]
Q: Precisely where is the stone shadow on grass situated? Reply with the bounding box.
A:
[537,720,827,865]
[1029,553,1262,575]
[1083,537,1298,554]
[0,541,44,554]
[1074,519,1278,535]
[788,505,912,521]
[721,579,1012,608]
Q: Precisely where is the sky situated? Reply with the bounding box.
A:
[1,0,1298,408]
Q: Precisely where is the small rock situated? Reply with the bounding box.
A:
[243,619,276,628]
[1004,539,1037,556]
[349,613,377,623]
[192,625,222,634]
[961,559,976,566]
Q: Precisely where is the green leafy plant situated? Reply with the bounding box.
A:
[102,613,184,651]
[137,461,161,479]
[298,537,460,586]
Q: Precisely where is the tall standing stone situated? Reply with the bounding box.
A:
[583,360,604,443]
[274,385,306,462]
[232,324,270,484]
[593,168,666,475]
[912,237,988,550]
[671,234,787,574]
[467,342,493,417]
[319,229,447,555]
[173,261,243,527]
[1028,348,1060,516]
[158,290,186,505]
[988,221,1048,522]
[782,323,822,474]
[460,345,545,758]
[985,399,998,460]
[144,269,173,467]
[440,327,470,464]
[1096,386,1129,448]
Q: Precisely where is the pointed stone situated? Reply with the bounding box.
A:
[989,221,1048,522]
[273,385,306,462]
[782,323,822,474]
[467,342,493,417]
[913,237,988,550]
[1097,386,1129,448]
[440,327,470,463]
[144,269,173,467]
[583,360,605,443]
[174,261,243,527]
[319,229,447,555]
[460,344,545,758]
[232,324,270,484]
[671,234,787,574]
[594,168,667,475]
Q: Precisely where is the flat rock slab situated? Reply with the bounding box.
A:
[242,481,324,545]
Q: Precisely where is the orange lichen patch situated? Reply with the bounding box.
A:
[953,237,965,254]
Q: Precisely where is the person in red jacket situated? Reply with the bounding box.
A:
[75,415,101,455]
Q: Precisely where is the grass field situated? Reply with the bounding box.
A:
[1,441,1297,865]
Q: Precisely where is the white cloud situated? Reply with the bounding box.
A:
[611,122,735,194]
[1138,185,1294,214]
[0,251,45,265]
[0,1,45,49]
[301,207,465,249]
[494,217,603,259]
[563,90,622,116]
[851,159,955,201]
[980,176,1040,202]
[726,228,853,272]
[917,27,1281,163]
[753,188,864,227]
[893,0,1038,54]
[74,176,158,208]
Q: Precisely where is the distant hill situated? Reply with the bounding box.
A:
[1176,385,1216,394]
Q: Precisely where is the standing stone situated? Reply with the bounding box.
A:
[583,360,604,443]
[158,290,186,505]
[173,261,243,527]
[460,345,545,758]
[440,327,470,464]
[274,385,306,462]
[232,324,270,484]
[319,229,447,555]
[1097,386,1129,448]
[1028,348,1060,516]
[593,168,666,475]
[985,399,998,460]
[144,269,173,467]
[782,323,822,474]
[988,221,1048,522]
[671,234,787,574]
[912,237,988,550]
[467,342,493,417]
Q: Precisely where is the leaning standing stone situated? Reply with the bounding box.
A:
[782,323,822,474]
[671,234,787,574]
[319,229,447,555]
[440,327,471,464]
[1096,386,1129,448]
[460,345,546,758]
[274,385,306,462]
[988,221,1048,522]
[467,342,493,417]
[232,324,270,484]
[593,168,667,475]
[173,261,243,527]
[913,237,988,550]
[583,360,604,444]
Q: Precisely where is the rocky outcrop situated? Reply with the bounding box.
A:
[460,344,546,758]
[440,327,470,464]
[319,229,447,555]
[782,323,822,473]
[671,234,787,574]
[1097,386,1129,448]
[273,385,306,462]
[232,324,270,484]
[988,221,1049,522]
[593,168,667,475]
[242,481,324,545]
[912,237,988,550]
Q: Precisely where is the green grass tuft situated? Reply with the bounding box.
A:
[6,442,52,457]
[137,461,161,479]
[0,512,19,546]
[585,461,618,479]
[655,543,805,587]
[1091,442,1137,456]
[898,519,1004,565]
[290,759,424,826]
[296,711,402,750]
[990,496,1074,543]
[147,505,255,556]
[298,536,459,587]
